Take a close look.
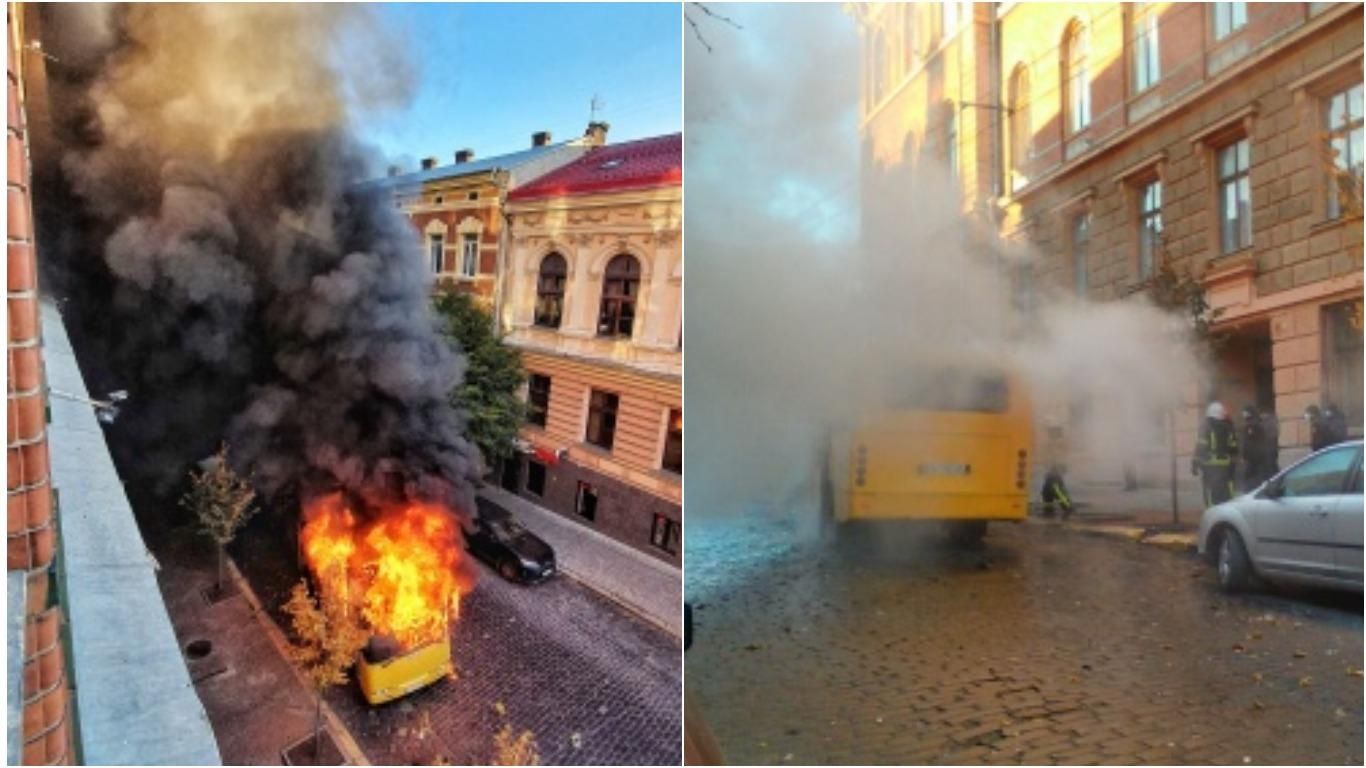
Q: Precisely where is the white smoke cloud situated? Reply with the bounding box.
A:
[685,4,1206,530]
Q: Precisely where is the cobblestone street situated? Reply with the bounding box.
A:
[685,515,1363,765]
[228,515,681,765]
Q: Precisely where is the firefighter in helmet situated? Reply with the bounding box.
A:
[1239,404,1274,491]
[1193,401,1239,506]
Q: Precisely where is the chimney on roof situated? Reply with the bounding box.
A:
[532,130,552,147]
[420,156,438,170]
[455,149,475,164]
[584,121,610,147]
[387,165,400,177]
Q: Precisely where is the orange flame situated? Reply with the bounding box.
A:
[300,491,471,648]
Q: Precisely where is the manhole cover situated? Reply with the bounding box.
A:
[185,639,213,660]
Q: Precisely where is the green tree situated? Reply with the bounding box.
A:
[179,443,258,597]
[433,292,527,468]
[283,577,368,763]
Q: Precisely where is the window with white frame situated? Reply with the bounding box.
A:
[1217,139,1252,254]
[1212,2,1247,39]
[1326,82,1363,220]
[1065,23,1091,133]
[460,233,479,277]
[1137,180,1162,280]
[1132,4,1160,93]
[428,234,444,274]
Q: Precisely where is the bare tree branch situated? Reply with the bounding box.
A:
[686,13,712,53]
[693,3,743,31]
[686,2,742,53]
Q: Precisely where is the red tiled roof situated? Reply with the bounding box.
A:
[508,133,681,201]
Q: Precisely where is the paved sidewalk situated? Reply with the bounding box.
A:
[154,527,367,765]
[478,486,682,637]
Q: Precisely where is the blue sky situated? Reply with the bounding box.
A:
[363,3,681,165]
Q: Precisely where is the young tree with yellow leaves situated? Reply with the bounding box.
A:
[283,576,368,763]
[180,443,258,598]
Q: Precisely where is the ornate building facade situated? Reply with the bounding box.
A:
[377,123,608,311]
[853,2,1363,482]
[500,134,683,566]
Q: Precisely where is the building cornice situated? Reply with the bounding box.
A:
[505,186,681,216]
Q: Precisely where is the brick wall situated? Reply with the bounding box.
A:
[7,4,72,763]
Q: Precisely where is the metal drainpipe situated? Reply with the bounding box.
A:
[494,173,510,335]
[989,2,1002,202]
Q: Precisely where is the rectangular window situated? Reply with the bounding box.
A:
[1323,300,1363,436]
[428,234,444,274]
[575,481,597,522]
[1072,212,1090,296]
[1212,2,1247,39]
[1326,82,1364,220]
[1217,139,1252,254]
[662,408,682,475]
[527,374,550,428]
[460,233,479,277]
[585,389,619,451]
[526,460,546,497]
[650,513,680,555]
[1132,4,1160,93]
[1138,180,1162,280]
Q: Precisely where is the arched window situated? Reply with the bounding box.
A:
[534,253,567,329]
[597,254,641,338]
[1009,64,1032,191]
[1063,21,1091,133]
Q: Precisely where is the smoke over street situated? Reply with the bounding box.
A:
[685,4,1206,535]
[30,4,480,515]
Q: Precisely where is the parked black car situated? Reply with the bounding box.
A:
[467,497,557,584]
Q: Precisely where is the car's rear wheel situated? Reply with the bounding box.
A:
[499,559,520,582]
[1216,528,1253,592]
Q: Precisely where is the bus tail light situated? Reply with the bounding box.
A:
[855,444,867,487]
[1015,449,1027,490]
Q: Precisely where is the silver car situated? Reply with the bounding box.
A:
[1198,439,1363,593]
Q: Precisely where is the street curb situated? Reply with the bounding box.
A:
[226,558,371,767]
[1069,523,1198,552]
[557,566,680,641]
[1031,517,1199,553]
[478,487,682,639]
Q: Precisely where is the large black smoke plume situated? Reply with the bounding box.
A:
[31,4,480,515]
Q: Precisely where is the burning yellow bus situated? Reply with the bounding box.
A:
[298,491,471,705]
[822,366,1033,543]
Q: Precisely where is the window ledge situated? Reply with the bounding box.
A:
[1310,213,1363,233]
[577,442,615,459]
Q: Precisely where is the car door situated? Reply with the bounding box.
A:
[1249,445,1359,581]
[1331,447,1364,585]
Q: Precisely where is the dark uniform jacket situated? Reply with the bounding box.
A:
[1195,417,1239,468]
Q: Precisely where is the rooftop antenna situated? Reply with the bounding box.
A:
[590,93,605,123]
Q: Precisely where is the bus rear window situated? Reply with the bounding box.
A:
[888,370,1009,413]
